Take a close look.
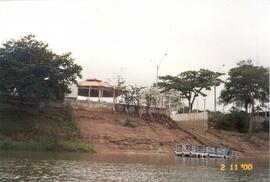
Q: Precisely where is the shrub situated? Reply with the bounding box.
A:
[57,140,90,152]
[122,118,136,128]
[208,112,225,128]
[219,111,250,132]
[0,138,14,150]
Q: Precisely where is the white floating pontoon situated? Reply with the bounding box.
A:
[175,144,237,158]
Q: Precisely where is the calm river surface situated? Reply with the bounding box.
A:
[0,151,269,182]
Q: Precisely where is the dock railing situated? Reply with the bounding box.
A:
[175,144,237,158]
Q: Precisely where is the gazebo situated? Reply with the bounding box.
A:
[77,78,121,102]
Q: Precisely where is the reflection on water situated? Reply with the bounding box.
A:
[0,151,269,182]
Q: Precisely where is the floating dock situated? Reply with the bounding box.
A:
[175,144,237,158]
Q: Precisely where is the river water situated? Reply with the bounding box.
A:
[0,151,269,182]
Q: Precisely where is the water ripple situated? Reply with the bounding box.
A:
[0,153,268,182]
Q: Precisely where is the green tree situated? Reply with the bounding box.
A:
[0,35,82,110]
[130,85,145,116]
[121,86,132,114]
[219,60,269,138]
[217,110,250,132]
[162,90,183,110]
[109,75,126,112]
[219,60,269,112]
[143,87,156,119]
[158,69,223,111]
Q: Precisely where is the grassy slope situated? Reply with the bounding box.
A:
[0,102,90,152]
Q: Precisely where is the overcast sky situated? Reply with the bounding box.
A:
[0,0,269,111]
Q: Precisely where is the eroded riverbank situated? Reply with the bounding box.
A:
[74,108,269,158]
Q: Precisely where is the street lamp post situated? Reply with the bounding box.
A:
[151,53,167,86]
[150,53,167,107]
[214,64,225,112]
[214,85,217,112]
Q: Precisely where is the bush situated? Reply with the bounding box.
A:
[57,140,90,152]
[0,139,90,152]
[123,118,135,128]
[218,111,250,132]
[208,112,225,128]
[262,119,269,132]
[0,138,14,150]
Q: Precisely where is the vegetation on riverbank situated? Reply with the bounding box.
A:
[208,110,269,133]
[0,102,92,152]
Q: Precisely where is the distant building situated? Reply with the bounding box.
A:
[77,78,121,102]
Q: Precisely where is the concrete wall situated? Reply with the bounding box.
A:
[64,98,114,111]
[171,112,208,131]
[77,96,114,103]
[64,98,170,116]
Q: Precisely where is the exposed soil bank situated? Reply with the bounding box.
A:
[73,108,269,158]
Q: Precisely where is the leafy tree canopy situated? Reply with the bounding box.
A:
[143,87,156,109]
[130,85,145,106]
[0,34,82,102]
[158,69,223,111]
[219,60,269,113]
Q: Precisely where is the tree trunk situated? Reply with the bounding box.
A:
[125,105,129,116]
[190,102,193,112]
[244,103,248,113]
[136,102,140,118]
[38,101,45,113]
[248,96,255,140]
[146,105,154,120]
[37,94,45,113]
[188,99,191,113]
[190,94,197,112]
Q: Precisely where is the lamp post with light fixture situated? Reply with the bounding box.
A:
[150,53,168,86]
[150,53,167,107]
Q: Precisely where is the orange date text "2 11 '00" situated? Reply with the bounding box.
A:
[220,164,253,171]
